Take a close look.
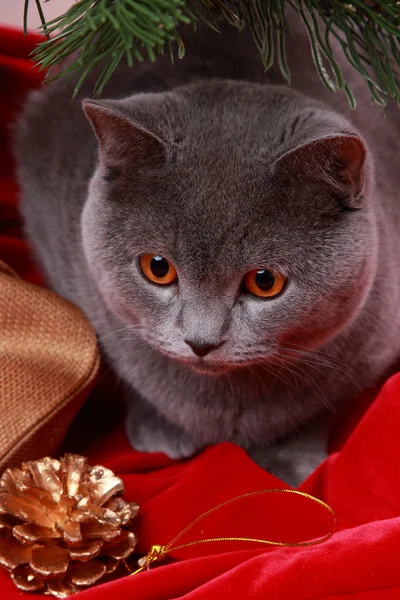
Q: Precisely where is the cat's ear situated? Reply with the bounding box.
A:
[82,99,166,169]
[275,134,368,209]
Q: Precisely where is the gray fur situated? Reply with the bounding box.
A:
[14,14,400,485]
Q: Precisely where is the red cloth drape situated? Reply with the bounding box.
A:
[2,26,400,599]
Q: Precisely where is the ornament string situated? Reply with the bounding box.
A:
[130,489,337,575]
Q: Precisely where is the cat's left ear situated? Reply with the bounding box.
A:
[275,134,368,209]
[82,99,166,169]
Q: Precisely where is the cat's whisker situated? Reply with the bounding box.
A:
[279,345,361,391]
[249,365,273,394]
[247,355,298,392]
[279,349,342,380]
[225,369,236,398]
[274,356,335,413]
[279,344,349,372]
[292,355,353,385]
[253,361,300,398]
[281,359,334,412]
[95,348,150,387]
[280,342,352,371]
[99,324,145,341]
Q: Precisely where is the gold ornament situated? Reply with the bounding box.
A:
[131,489,337,575]
[0,454,139,597]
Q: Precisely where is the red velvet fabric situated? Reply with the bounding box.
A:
[1,26,400,599]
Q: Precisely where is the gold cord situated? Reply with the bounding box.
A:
[130,489,337,575]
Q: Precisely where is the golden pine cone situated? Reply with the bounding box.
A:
[0,454,139,597]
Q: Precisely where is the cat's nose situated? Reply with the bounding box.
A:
[185,340,223,357]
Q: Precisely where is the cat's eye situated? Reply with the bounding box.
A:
[243,268,286,298]
[140,254,178,285]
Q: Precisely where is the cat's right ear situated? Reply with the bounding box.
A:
[82,100,166,169]
[273,133,369,210]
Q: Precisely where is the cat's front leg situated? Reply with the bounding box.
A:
[247,423,329,487]
[125,392,201,460]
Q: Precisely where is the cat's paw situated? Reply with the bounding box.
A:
[248,443,327,487]
[126,416,200,460]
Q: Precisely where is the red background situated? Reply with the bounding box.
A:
[1,27,400,599]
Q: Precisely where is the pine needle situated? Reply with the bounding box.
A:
[24,0,400,106]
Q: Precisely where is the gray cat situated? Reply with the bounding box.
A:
[14,13,400,485]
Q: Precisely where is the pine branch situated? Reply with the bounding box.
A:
[25,0,400,106]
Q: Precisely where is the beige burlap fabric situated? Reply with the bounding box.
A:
[0,261,100,471]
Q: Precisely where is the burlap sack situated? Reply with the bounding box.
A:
[0,261,100,470]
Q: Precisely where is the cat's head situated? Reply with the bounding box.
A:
[81,81,376,374]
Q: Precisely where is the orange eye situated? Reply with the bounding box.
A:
[140,254,177,285]
[243,268,287,298]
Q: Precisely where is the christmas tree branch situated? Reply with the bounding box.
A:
[24,0,400,106]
